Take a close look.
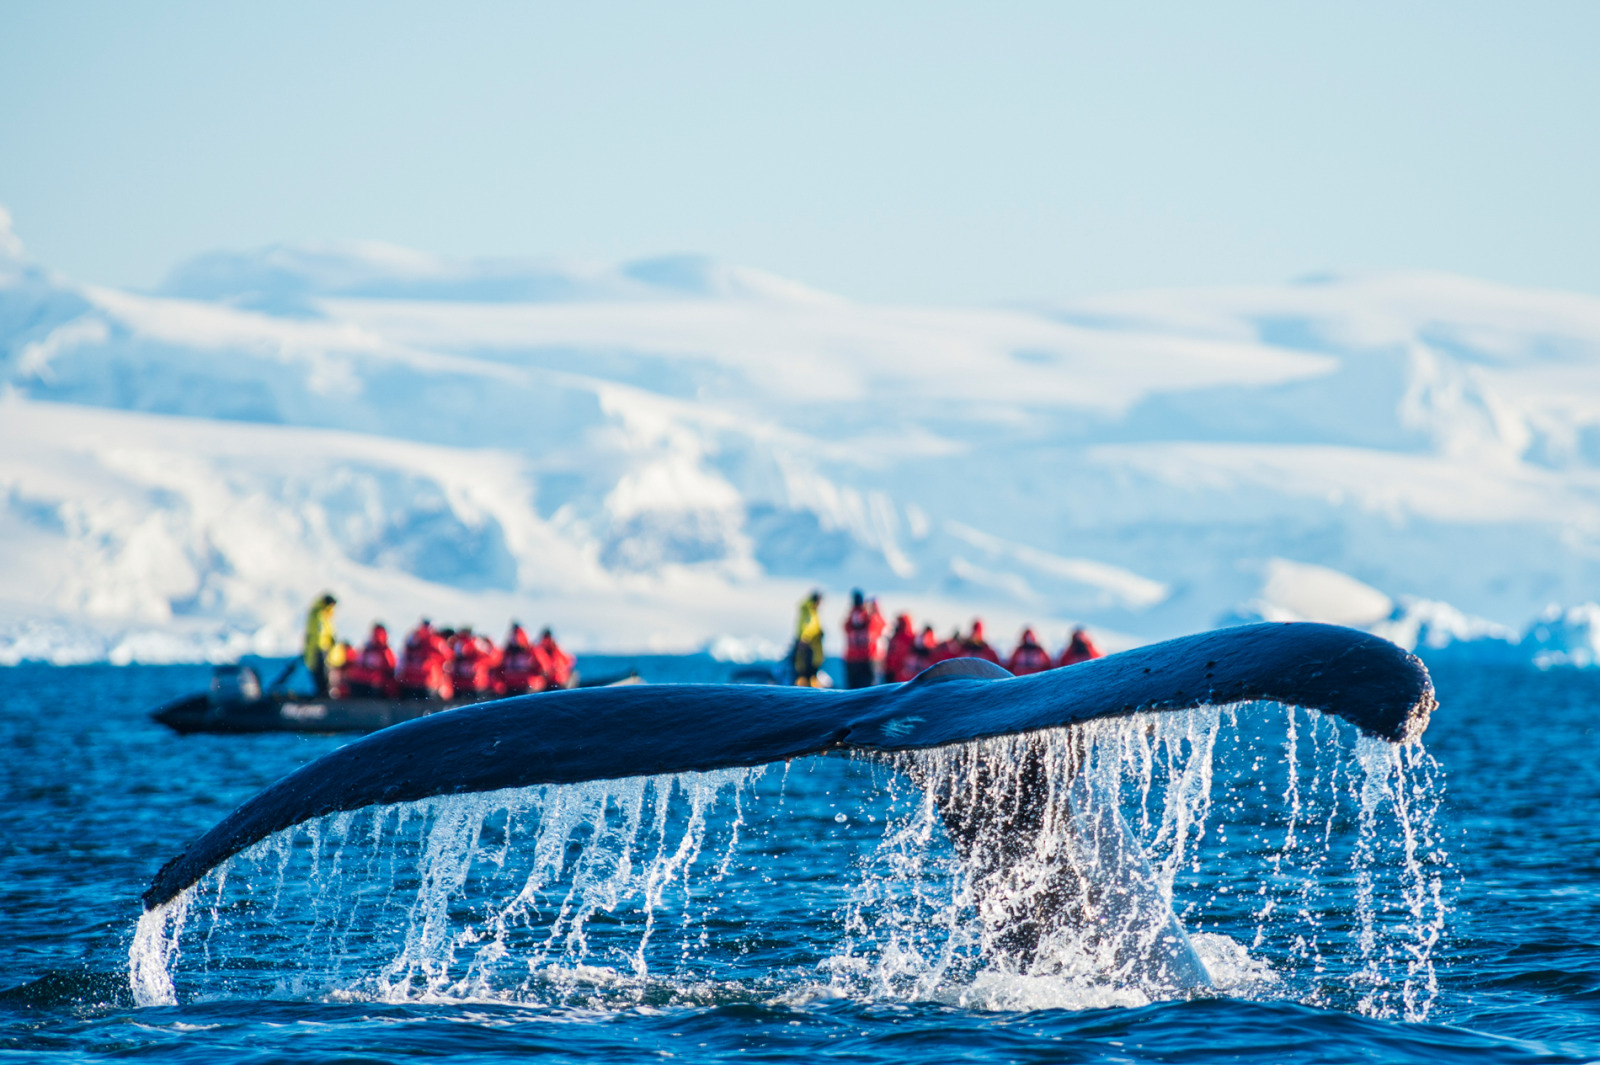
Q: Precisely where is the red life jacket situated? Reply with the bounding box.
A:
[844,607,875,662]
[867,605,885,658]
[358,641,395,676]
[498,627,547,694]
[884,619,915,682]
[1058,633,1104,667]
[538,637,573,687]
[1008,642,1052,676]
[963,622,1000,664]
[964,639,1002,665]
[398,629,431,683]
[500,650,547,694]
[907,629,938,674]
[451,636,495,693]
[345,629,397,693]
[398,625,453,697]
[931,634,963,664]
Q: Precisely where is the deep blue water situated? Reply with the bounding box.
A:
[1,654,1598,1062]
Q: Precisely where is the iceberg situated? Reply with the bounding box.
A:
[1525,603,1600,668]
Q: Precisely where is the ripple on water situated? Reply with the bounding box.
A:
[126,703,1447,1027]
[5,658,1600,1062]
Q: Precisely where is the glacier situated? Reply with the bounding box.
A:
[2,203,1599,662]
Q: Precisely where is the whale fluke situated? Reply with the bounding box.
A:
[143,622,1433,910]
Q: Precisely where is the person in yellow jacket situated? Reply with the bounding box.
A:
[792,590,825,686]
[302,592,344,697]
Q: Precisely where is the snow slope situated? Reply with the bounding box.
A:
[3,204,1600,659]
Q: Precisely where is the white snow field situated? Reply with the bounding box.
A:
[2,205,1598,662]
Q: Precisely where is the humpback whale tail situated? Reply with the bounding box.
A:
[141,622,1432,912]
[133,622,1438,1008]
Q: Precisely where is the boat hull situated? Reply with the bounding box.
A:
[150,674,641,735]
[151,692,479,735]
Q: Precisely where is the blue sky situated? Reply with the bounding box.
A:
[2,1,1596,303]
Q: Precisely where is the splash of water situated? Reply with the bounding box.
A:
[129,705,1449,1019]
[832,706,1449,1019]
[129,891,191,1007]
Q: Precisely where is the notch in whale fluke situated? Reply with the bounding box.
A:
[142,622,1434,910]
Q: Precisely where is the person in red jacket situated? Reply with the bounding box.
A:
[497,622,548,695]
[327,641,356,699]
[906,624,938,677]
[398,619,454,701]
[450,627,498,696]
[1007,627,1053,675]
[842,589,884,689]
[345,623,399,697]
[883,613,917,683]
[536,628,575,689]
[867,598,886,678]
[1058,626,1104,667]
[962,619,1003,665]
[482,630,505,690]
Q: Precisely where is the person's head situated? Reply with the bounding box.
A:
[1072,626,1087,640]
[808,589,823,605]
[318,592,337,611]
[539,627,553,641]
[419,617,432,630]
[851,589,864,608]
[1021,627,1036,644]
[896,612,912,630]
[372,623,388,643]
[970,619,985,640]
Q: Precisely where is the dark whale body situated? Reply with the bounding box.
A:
[143,622,1433,912]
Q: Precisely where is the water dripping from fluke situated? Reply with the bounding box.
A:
[128,622,1446,1018]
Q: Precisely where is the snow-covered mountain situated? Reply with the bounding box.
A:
[3,204,1599,661]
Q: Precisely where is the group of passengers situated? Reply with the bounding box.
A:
[805,588,1104,689]
[302,594,574,700]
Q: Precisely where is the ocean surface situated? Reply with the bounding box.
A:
[1,653,1597,1063]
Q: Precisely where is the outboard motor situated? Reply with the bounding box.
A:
[209,665,262,706]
